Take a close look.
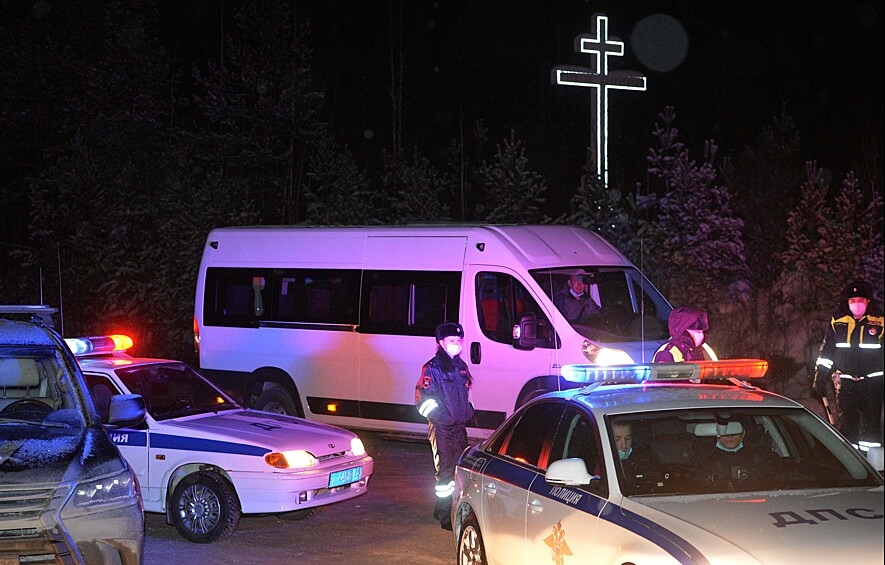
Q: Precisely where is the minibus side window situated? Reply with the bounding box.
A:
[204,268,274,327]
[275,269,360,324]
[476,272,555,348]
[361,270,460,336]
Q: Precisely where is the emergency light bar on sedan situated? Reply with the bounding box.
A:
[64,334,134,356]
[560,359,769,384]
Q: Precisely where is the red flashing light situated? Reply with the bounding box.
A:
[692,359,768,380]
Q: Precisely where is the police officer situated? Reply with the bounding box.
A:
[813,280,884,447]
[653,306,718,362]
[415,322,475,530]
[693,421,780,493]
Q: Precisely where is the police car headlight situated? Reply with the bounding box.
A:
[61,467,139,517]
[582,341,634,365]
[264,450,318,469]
[350,437,366,457]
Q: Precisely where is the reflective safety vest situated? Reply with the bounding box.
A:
[816,314,884,380]
[653,341,718,362]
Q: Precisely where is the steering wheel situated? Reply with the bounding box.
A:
[0,398,54,420]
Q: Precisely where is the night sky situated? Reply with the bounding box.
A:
[158,1,884,209]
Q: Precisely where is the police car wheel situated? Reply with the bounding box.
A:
[171,472,241,543]
[276,507,322,521]
[457,513,487,565]
[254,388,298,416]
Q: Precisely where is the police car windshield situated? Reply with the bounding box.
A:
[115,362,239,421]
[608,408,882,497]
[0,346,87,427]
[531,267,671,342]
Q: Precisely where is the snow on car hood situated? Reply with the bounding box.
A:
[631,488,885,563]
[161,409,357,457]
[0,425,126,485]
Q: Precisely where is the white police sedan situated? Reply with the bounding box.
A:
[453,360,884,564]
[67,335,373,543]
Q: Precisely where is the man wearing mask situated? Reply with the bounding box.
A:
[612,420,660,493]
[555,274,602,322]
[653,306,718,362]
[813,280,884,447]
[415,322,475,530]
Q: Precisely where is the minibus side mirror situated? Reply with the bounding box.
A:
[514,313,551,350]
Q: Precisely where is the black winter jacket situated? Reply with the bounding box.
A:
[415,349,475,427]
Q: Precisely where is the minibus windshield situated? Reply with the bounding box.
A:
[531,267,671,342]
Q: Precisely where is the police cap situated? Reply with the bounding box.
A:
[436,322,464,341]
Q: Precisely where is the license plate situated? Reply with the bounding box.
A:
[328,466,362,488]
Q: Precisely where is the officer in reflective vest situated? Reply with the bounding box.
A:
[653,306,718,362]
[415,322,475,530]
[813,280,884,447]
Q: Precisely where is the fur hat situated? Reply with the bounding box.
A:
[841,280,872,301]
[435,322,464,341]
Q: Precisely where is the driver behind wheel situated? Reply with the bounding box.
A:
[693,421,779,492]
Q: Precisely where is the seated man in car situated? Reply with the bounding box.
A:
[693,421,779,492]
[554,274,602,322]
[612,420,661,493]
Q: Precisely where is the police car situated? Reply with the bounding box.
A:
[452,360,884,564]
[67,334,374,543]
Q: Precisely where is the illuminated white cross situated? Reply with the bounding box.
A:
[552,14,647,186]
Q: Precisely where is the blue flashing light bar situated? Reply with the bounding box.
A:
[561,359,768,384]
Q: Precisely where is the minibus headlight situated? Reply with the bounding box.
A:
[582,341,634,365]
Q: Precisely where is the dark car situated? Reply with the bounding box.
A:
[1,306,146,564]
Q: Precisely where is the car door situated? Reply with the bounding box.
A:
[525,405,606,564]
[83,373,153,500]
[479,401,564,565]
[467,268,556,431]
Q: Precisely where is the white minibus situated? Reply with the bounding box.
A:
[194,225,672,437]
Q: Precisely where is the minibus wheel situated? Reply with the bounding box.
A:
[254,387,298,416]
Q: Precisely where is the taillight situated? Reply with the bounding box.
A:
[193,315,201,357]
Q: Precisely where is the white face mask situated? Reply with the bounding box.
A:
[445,344,462,357]
[849,302,868,318]
[687,329,705,347]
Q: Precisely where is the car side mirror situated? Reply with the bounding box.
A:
[545,457,599,487]
[107,394,146,428]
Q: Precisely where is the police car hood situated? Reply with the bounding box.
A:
[629,487,885,562]
[165,409,356,455]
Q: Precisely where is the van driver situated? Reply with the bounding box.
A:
[555,274,601,322]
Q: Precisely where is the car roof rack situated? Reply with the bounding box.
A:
[0,305,59,328]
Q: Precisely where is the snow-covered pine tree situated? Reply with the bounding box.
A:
[478,130,546,224]
[192,2,324,225]
[823,171,884,309]
[645,107,749,310]
[303,135,381,225]
[567,148,641,261]
[776,162,833,321]
[382,147,452,224]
